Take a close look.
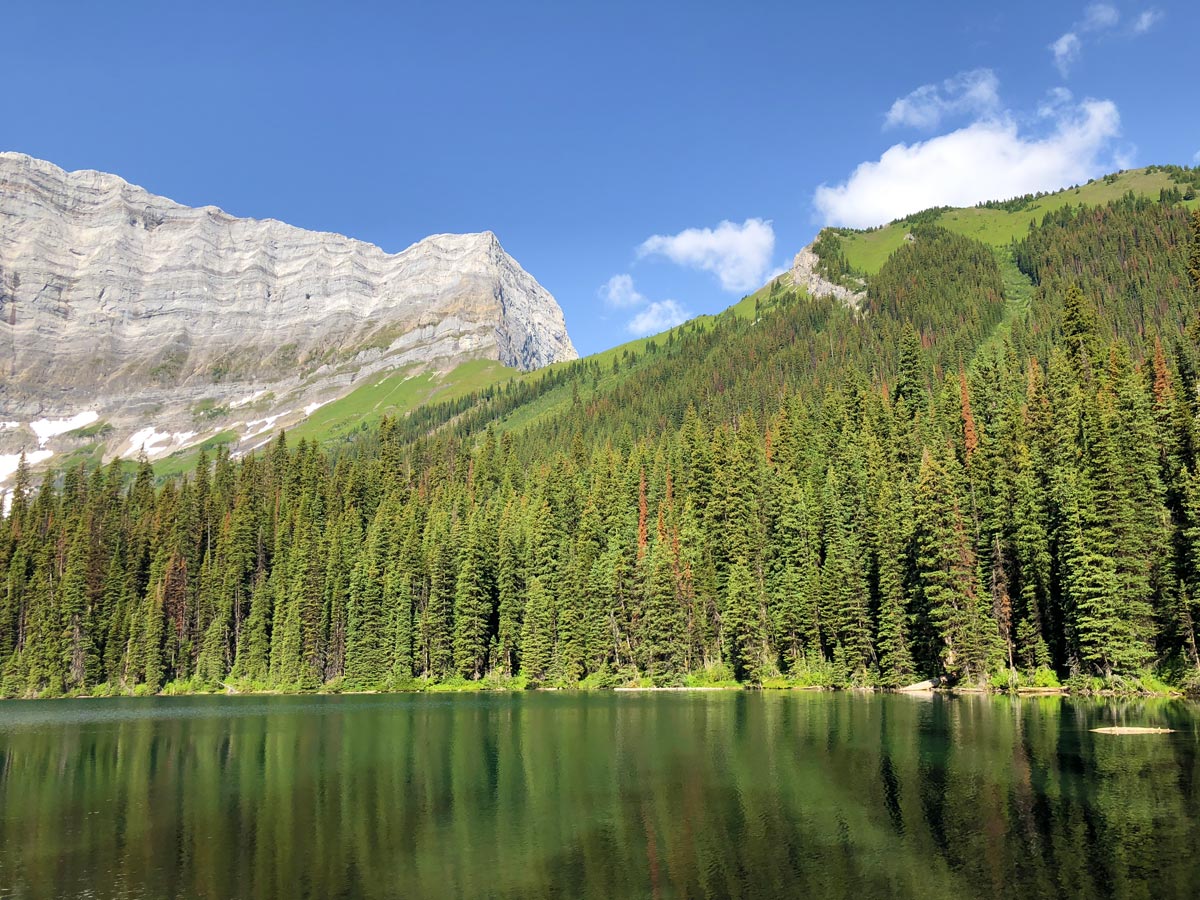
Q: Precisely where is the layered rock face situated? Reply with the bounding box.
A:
[788,242,865,308]
[0,152,576,477]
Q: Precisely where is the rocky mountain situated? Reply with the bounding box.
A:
[787,243,864,308]
[0,152,576,482]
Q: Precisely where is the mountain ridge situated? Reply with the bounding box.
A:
[0,152,576,482]
[4,163,1200,701]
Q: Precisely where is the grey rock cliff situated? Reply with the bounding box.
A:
[788,242,865,308]
[0,152,576,478]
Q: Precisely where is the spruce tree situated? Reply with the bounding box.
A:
[520,576,555,682]
[640,537,683,681]
[893,323,925,408]
[346,512,389,687]
[771,480,821,671]
[913,447,1001,683]
[1188,209,1200,296]
[452,511,493,679]
[724,562,765,683]
[874,480,915,686]
[820,467,874,679]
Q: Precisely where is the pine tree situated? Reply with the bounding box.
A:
[233,575,272,684]
[893,323,925,408]
[346,511,389,687]
[520,576,555,682]
[419,513,456,679]
[555,547,588,682]
[452,511,493,679]
[1188,209,1200,296]
[723,562,765,683]
[1062,284,1102,375]
[913,447,1001,683]
[195,606,231,686]
[384,507,415,683]
[640,537,683,681]
[60,520,99,689]
[771,480,821,671]
[494,504,525,675]
[874,480,915,686]
[1011,443,1053,672]
[820,467,873,679]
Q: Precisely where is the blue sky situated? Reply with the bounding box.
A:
[4,1,1197,356]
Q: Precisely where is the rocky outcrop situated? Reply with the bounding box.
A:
[0,152,576,479]
[788,242,865,308]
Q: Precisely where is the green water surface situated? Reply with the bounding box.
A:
[0,692,1197,899]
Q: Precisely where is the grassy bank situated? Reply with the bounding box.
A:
[3,670,1192,700]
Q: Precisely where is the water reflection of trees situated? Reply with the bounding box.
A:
[0,694,1197,899]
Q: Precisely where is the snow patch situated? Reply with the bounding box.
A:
[29,411,99,447]
[0,450,54,484]
[236,434,278,458]
[242,412,291,440]
[0,421,19,430]
[303,400,328,418]
[230,389,267,409]
[124,427,199,460]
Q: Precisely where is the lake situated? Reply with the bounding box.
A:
[0,691,1197,899]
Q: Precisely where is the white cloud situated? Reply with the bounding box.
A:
[1037,86,1075,118]
[885,68,1000,130]
[637,218,775,293]
[1051,32,1082,76]
[627,300,689,336]
[1133,9,1163,33]
[600,273,646,308]
[1193,149,1200,163]
[1083,3,1119,30]
[813,98,1122,229]
[600,272,692,335]
[1052,3,1139,75]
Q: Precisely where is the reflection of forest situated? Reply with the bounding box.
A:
[0,694,1196,899]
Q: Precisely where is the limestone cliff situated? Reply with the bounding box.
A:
[0,152,576,478]
[788,242,865,308]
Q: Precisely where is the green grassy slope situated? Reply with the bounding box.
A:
[486,290,776,436]
[287,359,516,445]
[839,168,1198,274]
[535,290,764,379]
[970,246,1035,365]
[151,359,519,476]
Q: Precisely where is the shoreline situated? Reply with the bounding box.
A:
[0,682,1189,702]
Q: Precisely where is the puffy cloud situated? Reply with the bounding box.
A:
[637,218,775,293]
[1083,3,1119,30]
[627,300,689,336]
[1051,32,1082,76]
[598,272,691,335]
[1133,9,1163,33]
[600,273,646,308]
[884,68,1000,130]
[813,98,1122,229]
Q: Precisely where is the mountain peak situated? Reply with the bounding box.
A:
[0,153,576,476]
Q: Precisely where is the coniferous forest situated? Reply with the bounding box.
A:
[4,195,1200,697]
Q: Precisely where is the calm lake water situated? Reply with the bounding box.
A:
[0,691,1197,900]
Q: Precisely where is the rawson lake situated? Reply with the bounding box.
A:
[0,693,1198,900]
